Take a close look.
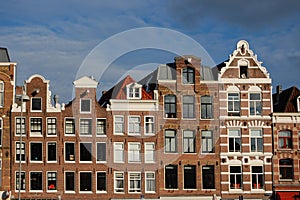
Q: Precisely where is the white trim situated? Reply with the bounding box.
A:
[64,171,75,193]
[29,141,43,163]
[79,142,93,163]
[96,171,107,193]
[29,171,43,192]
[78,171,93,193]
[46,141,57,163]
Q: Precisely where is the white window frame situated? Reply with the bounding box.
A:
[47,141,57,163]
[183,130,196,153]
[182,95,195,119]
[47,117,57,136]
[128,142,141,163]
[0,81,4,107]
[114,115,124,135]
[114,171,125,193]
[250,129,263,152]
[96,118,106,136]
[65,118,75,136]
[201,130,214,154]
[114,142,124,163]
[31,97,42,112]
[96,171,107,193]
[127,83,142,99]
[15,141,25,163]
[47,171,57,192]
[65,142,75,162]
[145,171,156,193]
[229,166,242,190]
[228,92,240,115]
[79,142,92,163]
[79,118,92,136]
[64,171,75,193]
[144,116,155,135]
[79,171,93,193]
[30,142,43,163]
[228,129,241,153]
[145,142,155,163]
[251,166,264,190]
[15,171,26,192]
[80,98,91,113]
[128,116,141,135]
[30,117,42,137]
[96,142,106,163]
[15,117,25,136]
[297,96,300,112]
[128,172,141,193]
[29,171,43,192]
[249,93,262,116]
[0,118,2,147]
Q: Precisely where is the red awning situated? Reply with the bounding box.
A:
[276,191,300,200]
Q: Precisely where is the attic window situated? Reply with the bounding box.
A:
[127,84,141,99]
[240,65,248,78]
[297,96,300,112]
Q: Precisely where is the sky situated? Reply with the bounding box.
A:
[0,0,299,103]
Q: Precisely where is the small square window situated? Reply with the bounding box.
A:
[31,98,42,111]
[80,99,91,113]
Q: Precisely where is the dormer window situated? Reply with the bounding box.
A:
[182,67,195,84]
[127,83,141,99]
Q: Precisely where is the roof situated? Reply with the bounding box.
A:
[273,86,300,112]
[0,48,10,62]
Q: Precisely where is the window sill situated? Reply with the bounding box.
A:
[46,135,57,137]
[30,135,43,137]
[96,191,107,194]
[79,191,93,194]
[30,161,43,163]
[47,161,58,163]
[96,135,107,137]
[96,161,107,164]
[229,189,243,193]
[145,191,156,194]
[47,190,57,193]
[64,191,75,194]
[279,179,293,182]
[29,190,43,193]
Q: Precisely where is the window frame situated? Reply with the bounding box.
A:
[128,116,141,135]
[79,142,92,163]
[183,165,196,189]
[65,171,75,192]
[183,130,195,153]
[65,118,75,136]
[165,164,178,189]
[128,142,141,163]
[31,97,42,112]
[30,171,43,192]
[201,130,214,153]
[15,141,25,163]
[114,115,124,135]
[114,142,124,163]
[228,93,240,116]
[15,171,26,191]
[182,67,195,84]
[182,95,195,119]
[229,166,242,190]
[228,129,241,153]
[145,171,156,193]
[30,142,43,163]
[30,117,42,137]
[79,171,92,193]
[96,171,107,193]
[145,142,155,163]
[164,129,177,153]
[250,129,263,152]
[0,81,4,107]
[80,98,91,113]
[202,165,215,189]
[201,95,213,119]
[114,171,125,193]
[249,93,262,116]
[144,116,155,135]
[47,117,57,136]
[96,142,106,163]
[47,171,57,192]
[47,142,57,163]
[65,142,75,162]
[278,130,292,149]
[15,117,26,136]
[279,158,294,180]
[128,172,141,193]
[164,95,176,118]
[251,166,264,190]
[79,118,92,136]
[96,118,106,136]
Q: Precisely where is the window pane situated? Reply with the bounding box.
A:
[30,172,42,190]
[202,165,215,189]
[65,172,75,191]
[80,143,92,161]
[97,172,106,191]
[80,172,92,191]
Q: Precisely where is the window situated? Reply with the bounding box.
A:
[97,172,106,192]
[47,172,57,191]
[183,130,195,153]
[96,143,106,162]
[30,172,42,191]
[114,172,124,193]
[202,165,215,189]
[128,143,141,163]
[30,142,42,162]
[80,143,92,162]
[252,166,264,189]
[129,172,141,193]
[65,143,75,161]
[16,117,25,136]
[145,116,154,135]
[0,119,2,146]
[298,96,300,112]
[250,93,261,116]
[31,98,42,111]
[201,130,214,153]
[128,85,141,99]
[183,95,195,118]
[16,142,25,162]
[114,116,124,134]
[165,165,178,189]
[251,130,263,152]
[279,159,293,180]
[128,116,141,135]
[182,67,195,84]
[228,93,240,116]
[65,118,75,135]
[80,172,92,192]
[47,142,57,162]
[0,81,4,107]
[47,118,56,136]
[229,129,241,152]
[80,99,91,113]
[30,118,42,136]
[16,172,25,191]
[145,143,155,163]
[65,172,75,191]
[230,166,242,189]
[114,142,124,163]
[145,172,155,193]
[279,130,292,149]
[80,119,92,135]
[184,165,196,189]
[299,132,300,149]
[164,95,176,118]
[240,65,248,78]
[165,130,177,153]
[96,119,106,135]
[201,96,213,119]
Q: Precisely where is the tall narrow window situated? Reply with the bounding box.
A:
[65,143,75,161]
[128,143,141,163]
[96,119,106,135]
[16,142,25,162]
[228,93,240,116]
[184,165,196,189]
[31,98,42,111]
[65,118,75,135]
[0,81,4,107]
[183,95,195,118]
[165,130,177,153]
[230,166,242,189]
[145,116,154,135]
[47,142,57,162]
[30,142,42,162]
[250,130,263,152]
[145,172,156,193]
[201,96,213,119]
[201,130,214,153]
[80,99,91,113]
[240,65,248,78]
[183,130,195,153]
[128,116,141,135]
[145,143,155,163]
[30,172,42,191]
[47,172,57,191]
[202,165,215,189]
[165,165,178,189]
[80,119,92,136]
[97,172,106,192]
[80,143,92,162]
[164,95,176,118]
[250,93,261,116]
[114,143,124,163]
[30,118,42,136]
[279,130,292,149]
[0,119,2,147]
[229,129,241,152]
[114,172,124,193]
[16,172,25,191]
[279,159,293,180]
[96,143,106,162]
[80,172,92,192]
[65,172,75,191]
[114,116,124,134]
[182,67,195,84]
[16,117,25,136]
[252,166,264,189]
[47,118,57,136]
[128,172,141,193]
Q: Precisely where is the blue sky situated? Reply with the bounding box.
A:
[0,0,299,103]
